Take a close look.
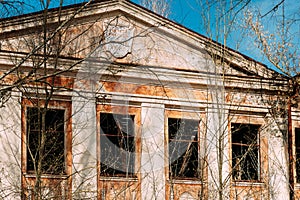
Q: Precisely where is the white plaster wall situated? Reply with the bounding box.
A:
[94,16,213,73]
[141,103,165,200]
[72,70,98,198]
[268,119,289,200]
[206,107,230,200]
[0,91,22,199]
[206,68,230,199]
[131,28,210,72]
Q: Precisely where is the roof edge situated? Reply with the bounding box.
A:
[0,0,284,79]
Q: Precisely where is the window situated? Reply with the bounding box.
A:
[100,113,135,177]
[26,107,65,175]
[295,128,300,183]
[168,118,199,179]
[231,123,260,181]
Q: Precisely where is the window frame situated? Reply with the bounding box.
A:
[96,104,141,179]
[165,110,203,181]
[292,120,300,187]
[21,99,72,177]
[231,123,261,181]
[295,127,300,183]
[26,107,66,175]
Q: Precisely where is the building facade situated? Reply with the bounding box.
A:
[0,0,299,199]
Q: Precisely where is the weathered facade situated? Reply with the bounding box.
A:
[0,0,299,199]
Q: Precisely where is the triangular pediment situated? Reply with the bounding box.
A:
[0,0,281,79]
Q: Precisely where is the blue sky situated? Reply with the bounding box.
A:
[132,0,202,32]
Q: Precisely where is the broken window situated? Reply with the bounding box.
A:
[168,118,199,179]
[231,123,260,181]
[26,107,65,175]
[295,128,300,183]
[100,113,135,177]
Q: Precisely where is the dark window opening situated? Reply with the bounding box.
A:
[168,118,199,179]
[295,128,300,183]
[100,113,135,177]
[26,107,65,175]
[231,123,260,181]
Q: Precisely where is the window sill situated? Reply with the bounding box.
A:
[232,181,264,187]
[24,173,68,179]
[168,179,202,185]
[99,176,138,182]
[294,183,300,190]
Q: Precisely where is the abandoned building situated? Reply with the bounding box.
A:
[0,0,299,199]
